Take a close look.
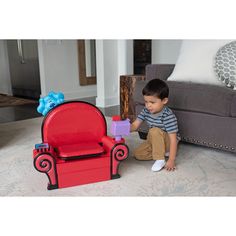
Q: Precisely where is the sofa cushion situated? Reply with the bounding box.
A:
[167,40,232,86]
[214,41,236,89]
[134,80,236,117]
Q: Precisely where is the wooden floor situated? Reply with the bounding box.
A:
[0,94,37,107]
[0,97,120,123]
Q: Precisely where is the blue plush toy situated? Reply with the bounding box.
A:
[37,91,65,116]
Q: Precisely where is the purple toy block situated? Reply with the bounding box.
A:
[111,118,130,141]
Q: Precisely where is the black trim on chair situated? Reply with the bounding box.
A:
[112,174,120,179]
[58,151,105,161]
[47,184,58,190]
[110,143,129,179]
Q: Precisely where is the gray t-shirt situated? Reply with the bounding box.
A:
[137,106,178,134]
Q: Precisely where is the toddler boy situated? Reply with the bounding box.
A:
[131,78,179,172]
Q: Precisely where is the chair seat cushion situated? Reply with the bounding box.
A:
[57,142,104,159]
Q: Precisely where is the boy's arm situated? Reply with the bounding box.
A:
[165,132,177,171]
[130,119,142,132]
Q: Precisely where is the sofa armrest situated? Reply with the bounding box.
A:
[145,64,175,81]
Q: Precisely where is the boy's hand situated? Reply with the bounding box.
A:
[130,119,142,132]
[165,159,176,171]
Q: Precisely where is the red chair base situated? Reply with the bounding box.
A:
[33,101,129,190]
[57,155,110,188]
[33,138,128,190]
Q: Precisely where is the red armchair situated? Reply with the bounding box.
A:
[33,101,129,190]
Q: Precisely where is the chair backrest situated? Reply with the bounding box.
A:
[42,101,107,146]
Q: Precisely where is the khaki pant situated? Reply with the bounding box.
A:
[134,127,170,161]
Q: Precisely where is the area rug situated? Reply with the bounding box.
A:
[0,94,37,107]
[0,117,236,196]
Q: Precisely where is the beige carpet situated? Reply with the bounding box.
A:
[0,94,37,107]
[0,117,236,196]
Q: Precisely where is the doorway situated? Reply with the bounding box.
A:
[7,40,41,100]
[133,40,152,75]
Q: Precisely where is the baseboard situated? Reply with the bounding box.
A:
[96,96,119,108]
[41,87,97,100]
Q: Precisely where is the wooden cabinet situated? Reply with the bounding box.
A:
[120,75,146,122]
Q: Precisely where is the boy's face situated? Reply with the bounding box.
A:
[144,95,168,114]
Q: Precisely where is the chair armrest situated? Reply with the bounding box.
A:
[33,143,58,190]
[102,136,129,161]
[101,136,124,151]
[102,136,129,178]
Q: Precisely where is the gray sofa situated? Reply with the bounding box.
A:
[132,64,236,153]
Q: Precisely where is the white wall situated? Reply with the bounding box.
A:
[126,40,134,75]
[0,39,182,107]
[96,39,181,108]
[0,40,12,95]
[37,40,96,100]
[96,40,133,107]
[152,40,182,64]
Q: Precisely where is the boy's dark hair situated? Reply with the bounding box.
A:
[142,78,169,100]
